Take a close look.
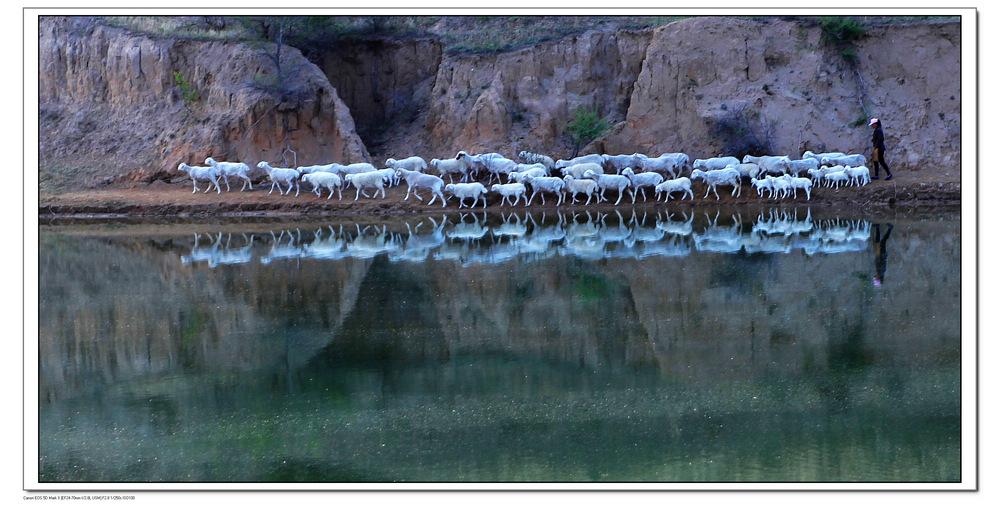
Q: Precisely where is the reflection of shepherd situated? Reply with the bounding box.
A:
[872,223,893,287]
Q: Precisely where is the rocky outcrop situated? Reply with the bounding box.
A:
[38,16,370,190]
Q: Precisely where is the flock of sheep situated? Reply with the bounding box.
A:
[176,149,874,208]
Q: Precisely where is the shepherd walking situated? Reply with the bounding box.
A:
[869,118,893,180]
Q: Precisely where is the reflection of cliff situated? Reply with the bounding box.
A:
[38,210,962,403]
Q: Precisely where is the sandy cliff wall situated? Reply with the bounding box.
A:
[38,16,370,189]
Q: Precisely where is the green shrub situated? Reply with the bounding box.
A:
[565,106,610,157]
[819,16,866,45]
[173,71,199,106]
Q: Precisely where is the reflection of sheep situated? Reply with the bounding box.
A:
[491,183,528,206]
[445,182,489,208]
[257,161,301,196]
[395,168,447,207]
[205,157,253,191]
[177,163,221,194]
[301,172,343,200]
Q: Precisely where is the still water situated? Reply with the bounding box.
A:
[37,207,962,483]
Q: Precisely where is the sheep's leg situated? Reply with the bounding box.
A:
[192,180,199,193]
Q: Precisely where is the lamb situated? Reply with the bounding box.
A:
[766,175,792,199]
[394,168,448,207]
[444,182,489,208]
[691,167,741,199]
[823,170,851,188]
[518,151,556,170]
[257,161,302,196]
[491,183,528,206]
[205,157,253,191]
[177,163,222,194]
[621,167,664,203]
[300,172,343,200]
[433,151,474,183]
[653,177,694,201]
[638,153,689,178]
[344,170,387,200]
[555,153,605,170]
[561,176,600,205]
[582,170,632,205]
[560,161,604,179]
[843,165,872,186]
[743,154,792,176]
[693,156,741,171]
[749,177,773,198]
[784,175,814,200]
[522,175,567,206]
[808,164,847,184]
[820,153,867,167]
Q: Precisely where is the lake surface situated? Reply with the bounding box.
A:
[35,207,962,484]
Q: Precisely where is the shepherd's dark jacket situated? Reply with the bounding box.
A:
[872,126,887,151]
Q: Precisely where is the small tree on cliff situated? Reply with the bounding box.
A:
[565,106,611,158]
[239,16,307,101]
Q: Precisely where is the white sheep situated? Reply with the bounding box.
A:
[783,175,814,200]
[257,161,302,196]
[620,167,664,203]
[561,176,600,205]
[820,153,867,167]
[823,171,851,188]
[555,153,605,170]
[177,163,221,194]
[843,165,872,186]
[693,156,741,171]
[444,182,489,208]
[485,157,520,184]
[810,164,847,184]
[522,175,567,206]
[518,151,556,170]
[743,154,792,176]
[300,172,343,200]
[582,170,632,205]
[766,175,792,199]
[560,161,604,179]
[802,150,846,162]
[205,157,253,191]
[784,157,820,177]
[749,177,773,198]
[344,170,387,200]
[691,167,741,199]
[395,168,448,207]
[434,151,474,183]
[653,177,694,201]
[508,166,550,183]
[638,153,688,178]
[603,153,644,174]
[296,162,340,175]
[727,162,762,180]
[332,162,379,180]
[491,183,528,206]
[385,156,428,172]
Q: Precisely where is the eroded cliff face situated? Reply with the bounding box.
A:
[337,17,960,170]
[38,16,370,190]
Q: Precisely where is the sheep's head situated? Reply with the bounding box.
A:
[205,157,216,166]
